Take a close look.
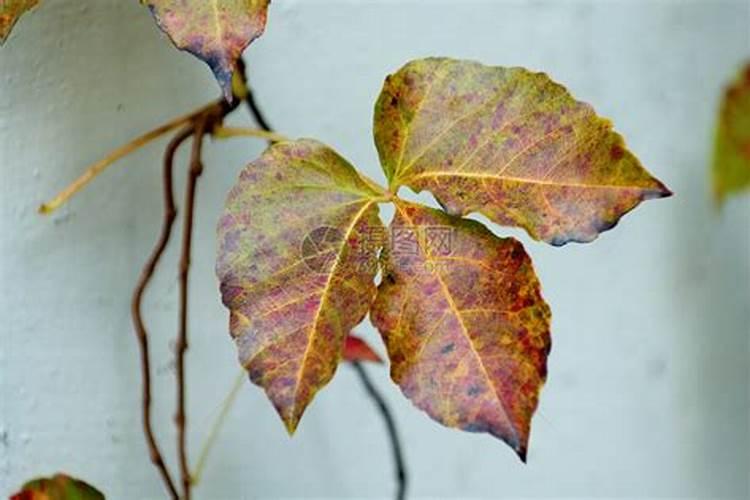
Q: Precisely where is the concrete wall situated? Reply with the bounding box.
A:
[1,1,748,498]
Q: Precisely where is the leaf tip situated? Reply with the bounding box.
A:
[516,444,528,463]
[219,72,236,104]
[650,179,673,199]
[283,414,300,436]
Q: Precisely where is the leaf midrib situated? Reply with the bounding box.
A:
[407,171,657,191]
[288,199,377,421]
[393,202,519,444]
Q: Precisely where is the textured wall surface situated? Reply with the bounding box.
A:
[1,1,749,498]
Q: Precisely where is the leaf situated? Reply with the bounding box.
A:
[143,0,270,100]
[343,334,382,363]
[712,62,750,204]
[371,201,551,460]
[216,139,385,432]
[10,473,105,500]
[374,57,672,245]
[0,0,38,44]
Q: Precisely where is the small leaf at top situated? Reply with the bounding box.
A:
[343,334,383,364]
[10,473,105,500]
[0,0,39,44]
[217,139,385,433]
[374,57,672,245]
[143,0,270,100]
[713,62,750,204]
[371,201,551,460]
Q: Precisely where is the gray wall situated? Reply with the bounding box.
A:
[1,1,748,498]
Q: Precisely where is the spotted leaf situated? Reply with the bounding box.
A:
[217,139,385,432]
[343,334,382,364]
[143,0,270,100]
[713,62,750,204]
[0,0,38,44]
[371,201,551,460]
[374,57,671,245]
[10,473,105,500]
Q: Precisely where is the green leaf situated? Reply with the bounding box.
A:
[143,0,270,100]
[713,62,750,204]
[371,201,551,460]
[10,473,105,500]
[217,139,385,432]
[374,57,671,245]
[0,0,38,44]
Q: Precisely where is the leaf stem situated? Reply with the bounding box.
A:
[237,58,274,137]
[176,114,211,500]
[191,369,247,486]
[131,125,195,500]
[38,101,218,215]
[212,126,289,143]
[352,362,408,500]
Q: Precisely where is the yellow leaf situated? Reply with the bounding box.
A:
[216,139,386,432]
[374,58,671,245]
[713,62,750,204]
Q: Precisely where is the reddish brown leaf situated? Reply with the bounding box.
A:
[371,201,551,460]
[0,0,38,44]
[217,139,386,432]
[143,0,270,100]
[10,473,104,500]
[343,334,383,364]
[374,58,671,245]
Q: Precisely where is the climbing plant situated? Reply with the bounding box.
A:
[2,2,672,499]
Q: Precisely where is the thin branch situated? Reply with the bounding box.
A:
[237,57,274,137]
[39,101,219,215]
[352,362,408,500]
[245,87,274,134]
[192,369,247,485]
[176,115,210,500]
[212,126,289,143]
[131,125,195,500]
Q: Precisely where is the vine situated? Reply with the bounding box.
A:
[3,3,677,499]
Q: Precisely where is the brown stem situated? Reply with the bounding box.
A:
[352,362,408,500]
[131,125,195,500]
[176,111,215,499]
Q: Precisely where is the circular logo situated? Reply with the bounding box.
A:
[301,226,344,273]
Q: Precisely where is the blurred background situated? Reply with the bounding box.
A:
[1,0,748,498]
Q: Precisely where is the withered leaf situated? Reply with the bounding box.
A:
[374,57,671,245]
[713,62,750,204]
[10,473,105,500]
[371,201,551,460]
[0,0,38,44]
[217,139,385,432]
[143,0,270,100]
